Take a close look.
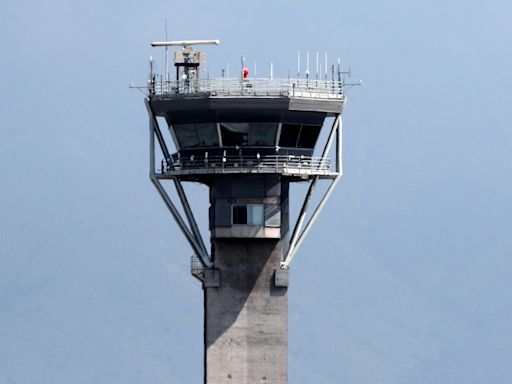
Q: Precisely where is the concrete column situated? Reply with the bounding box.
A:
[204,239,287,384]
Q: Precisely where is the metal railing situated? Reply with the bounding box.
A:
[191,255,208,281]
[191,255,206,270]
[149,78,344,99]
[160,154,332,175]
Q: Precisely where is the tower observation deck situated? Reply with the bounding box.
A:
[135,39,355,383]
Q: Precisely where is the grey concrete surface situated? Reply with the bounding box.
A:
[204,239,287,384]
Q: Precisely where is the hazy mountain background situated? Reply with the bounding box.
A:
[1,0,511,383]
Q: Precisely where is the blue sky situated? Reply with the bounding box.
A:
[1,0,511,383]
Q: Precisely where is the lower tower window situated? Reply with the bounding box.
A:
[232,204,264,225]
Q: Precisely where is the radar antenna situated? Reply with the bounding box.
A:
[150,39,220,47]
[150,39,220,93]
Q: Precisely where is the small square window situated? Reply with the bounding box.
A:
[232,205,248,224]
[232,204,264,225]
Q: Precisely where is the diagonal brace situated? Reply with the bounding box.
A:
[171,177,210,259]
[281,114,343,268]
[146,96,211,268]
[281,175,341,269]
[151,177,212,268]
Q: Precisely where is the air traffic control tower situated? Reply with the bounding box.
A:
[137,39,352,383]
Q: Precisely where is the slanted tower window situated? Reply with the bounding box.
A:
[220,122,278,147]
[278,123,321,148]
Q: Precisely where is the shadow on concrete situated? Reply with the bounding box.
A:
[204,238,286,347]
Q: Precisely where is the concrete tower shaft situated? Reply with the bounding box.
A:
[206,238,287,383]
[205,175,289,382]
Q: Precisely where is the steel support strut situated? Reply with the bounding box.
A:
[151,178,212,267]
[284,176,319,263]
[281,114,342,268]
[146,97,211,268]
[145,98,171,160]
[172,178,210,259]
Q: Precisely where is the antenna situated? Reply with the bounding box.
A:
[324,53,328,81]
[316,52,319,80]
[149,38,220,93]
[306,51,310,80]
[297,50,300,78]
[165,20,169,83]
[337,57,341,83]
[148,55,155,94]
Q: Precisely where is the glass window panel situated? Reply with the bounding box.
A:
[232,205,248,224]
[173,123,200,148]
[221,123,250,146]
[297,125,322,148]
[196,123,219,147]
[173,123,219,148]
[248,204,264,225]
[278,124,301,147]
[248,123,278,146]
